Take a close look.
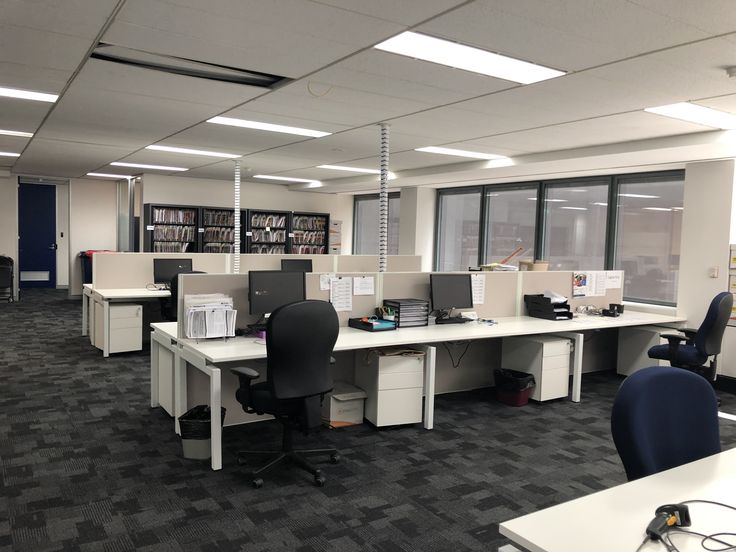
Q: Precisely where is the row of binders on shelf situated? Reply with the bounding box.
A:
[292,230,325,245]
[203,227,235,242]
[184,293,237,339]
[203,210,234,227]
[154,225,196,242]
[523,292,572,320]
[152,207,197,224]
[153,242,192,253]
[292,215,326,231]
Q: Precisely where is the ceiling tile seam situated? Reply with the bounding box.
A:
[13,0,127,165]
[305,0,474,28]
[1,21,105,41]
[623,0,729,37]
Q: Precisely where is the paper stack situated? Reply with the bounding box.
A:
[184,293,237,339]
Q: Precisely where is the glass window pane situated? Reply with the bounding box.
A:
[353,195,400,254]
[483,187,537,265]
[614,175,684,304]
[543,182,608,270]
[437,190,481,271]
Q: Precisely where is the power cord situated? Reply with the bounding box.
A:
[442,341,472,368]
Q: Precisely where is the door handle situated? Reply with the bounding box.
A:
[49,243,58,250]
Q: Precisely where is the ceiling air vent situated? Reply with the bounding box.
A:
[90,43,289,88]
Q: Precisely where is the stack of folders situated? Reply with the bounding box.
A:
[184,293,237,339]
[383,298,429,327]
[523,293,572,320]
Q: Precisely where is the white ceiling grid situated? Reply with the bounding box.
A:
[1,0,736,187]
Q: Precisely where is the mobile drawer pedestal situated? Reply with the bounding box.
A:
[501,335,571,401]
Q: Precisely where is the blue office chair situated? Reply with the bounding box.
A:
[647,291,732,381]
[611,366,720,481]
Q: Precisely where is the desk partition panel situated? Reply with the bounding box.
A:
[176,273,250,339]
[519,271,624,313]
[240,254,336,273]
[92,252,230,289]
[386,255,423,272]
[305,272,380,326]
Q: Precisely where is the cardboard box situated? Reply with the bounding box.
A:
[321,381,367,427]
[519,260,549,271]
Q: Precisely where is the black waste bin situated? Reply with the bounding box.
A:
[494,369,536,407]
[178,405,226,460]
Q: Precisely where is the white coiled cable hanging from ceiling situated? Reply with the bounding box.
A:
[378,123,389,272]
[233,160,241,273]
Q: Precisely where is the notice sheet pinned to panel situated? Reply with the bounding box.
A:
[330,277,353,311]
[353,276,374,296]
[471,273,485,305]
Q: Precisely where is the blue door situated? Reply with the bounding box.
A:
[18,183,57,288]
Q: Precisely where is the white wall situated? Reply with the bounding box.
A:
[398,186,435,271]
[56,183,69,287]
[69,178,118,295]
[139,173,354,252]
[0,172,18,299]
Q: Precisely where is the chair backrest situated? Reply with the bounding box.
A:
[266,300,338,400]
[611,366,720,481]
[0,255,12,268]
[164,270,205,321]
[694,291,732,356]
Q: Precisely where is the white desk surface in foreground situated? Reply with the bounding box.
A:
[500,448,736,552]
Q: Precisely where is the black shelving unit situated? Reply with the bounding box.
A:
[201,207,235,253]
[245,209,289,254]
[144,204,198,253]
[290,212,329,254]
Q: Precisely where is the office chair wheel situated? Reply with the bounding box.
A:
[252,478,263,489]
[237,457,247,466]
[329,453,340,464]
[314,475,326,487]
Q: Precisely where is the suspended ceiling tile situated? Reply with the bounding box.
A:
[308,0,466,25]
[114,149,222,169]
[0,135,31,153]
[2,0,119,38]
[625,0,736,35]
[13,138,134,177]
[0,97,53,133]
[696,94,736,113]
[418,0,708,72]
[0,24,94,73]
[0,62,72,95]
[72,59,268,108]
[182,161,242,180]
[343,151,467,172]
[104,0,406,79]
[235,151,327,174]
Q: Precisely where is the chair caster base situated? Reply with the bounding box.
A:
[314,475,326,487]
[252,478,263,489]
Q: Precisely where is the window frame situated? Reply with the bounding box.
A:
[434,186,483,271]
[352,192,401,255]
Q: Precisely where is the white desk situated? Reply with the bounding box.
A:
[162,311,684,470]
[499,447,736,552]
[86,287,170,357]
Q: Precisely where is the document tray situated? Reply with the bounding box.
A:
[348,318,397,332]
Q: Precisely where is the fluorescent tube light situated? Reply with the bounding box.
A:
[643,207,673,212]
[619,193,659,199]
[111,162,188,171]
[0,86,58,103]
[145,145,240,158]
[375,31,565,84]
[317,164,380,174]
[207,116,331,138]
[645,102,736,129]
[0,129,33,138]
[87,172,133,179]
[253,174,321,184]
[416,146,507,160]
[527,198,567,202]
[560,206,588,210]
[592,202,608,206]
[673,207,684,211]
[0,151,20,157]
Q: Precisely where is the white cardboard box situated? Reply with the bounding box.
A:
[321,381,367,427]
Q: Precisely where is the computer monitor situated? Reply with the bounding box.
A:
[249,270,306,315]
[154,258,193,285]
[281,258,313,272]
[430,273,473,311]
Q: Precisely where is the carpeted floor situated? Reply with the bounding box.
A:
[2,290,735,552]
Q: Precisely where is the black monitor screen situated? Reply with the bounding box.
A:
[154,258,193,285]
[430,274,473,311]
[281,258,313,272]
[249,270,306,315]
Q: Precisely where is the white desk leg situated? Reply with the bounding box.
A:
[173,350,187,435]
[89,296,96,345]
[82,292,88,337]
[423,345,436,430]
[209,366,222,471]
[556,331,583,403]
[150,332,159,408]
[498,545,523,552]
[102,300,110,358]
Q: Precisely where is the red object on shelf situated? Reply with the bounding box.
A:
[496,387,534,407]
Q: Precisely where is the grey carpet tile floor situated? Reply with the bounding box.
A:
[2,290,736,552]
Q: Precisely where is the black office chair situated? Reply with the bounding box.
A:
[0,255,13,302]
[611,366,720,481]
[647,291,732,381]
[231,300,340,488]
[161,270,205,321]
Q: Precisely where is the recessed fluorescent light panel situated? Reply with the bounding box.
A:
[592,202,608,206]
[254,174,321,185]
[619,193,659,199]
[375,31,565,84]
[317,165,380,174]
[207,116,331,138]
[527,198,568,202]
[560,206,588,210]
[111,162,188,171]
[0,151,20,157]
[87,172,132,179]
[0,86,58,103]
[0,129,33,138]
[416,146,507,160]
[643,207,673,212]
[645,102,736,129]
[146,145,240,158]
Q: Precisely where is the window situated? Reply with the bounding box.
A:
[483,186,537,264]
[353,193,400,254]
[436,189,481,271]
[542,180,609,270]
[613,174,684,304]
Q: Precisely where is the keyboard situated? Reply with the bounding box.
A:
[435,317,471,325]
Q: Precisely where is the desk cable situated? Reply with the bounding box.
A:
[442,341,472,369]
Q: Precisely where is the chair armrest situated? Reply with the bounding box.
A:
[681,328,697,339]
[660,333,687,344]
[330,356,336,365]
[230,366,259,379]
